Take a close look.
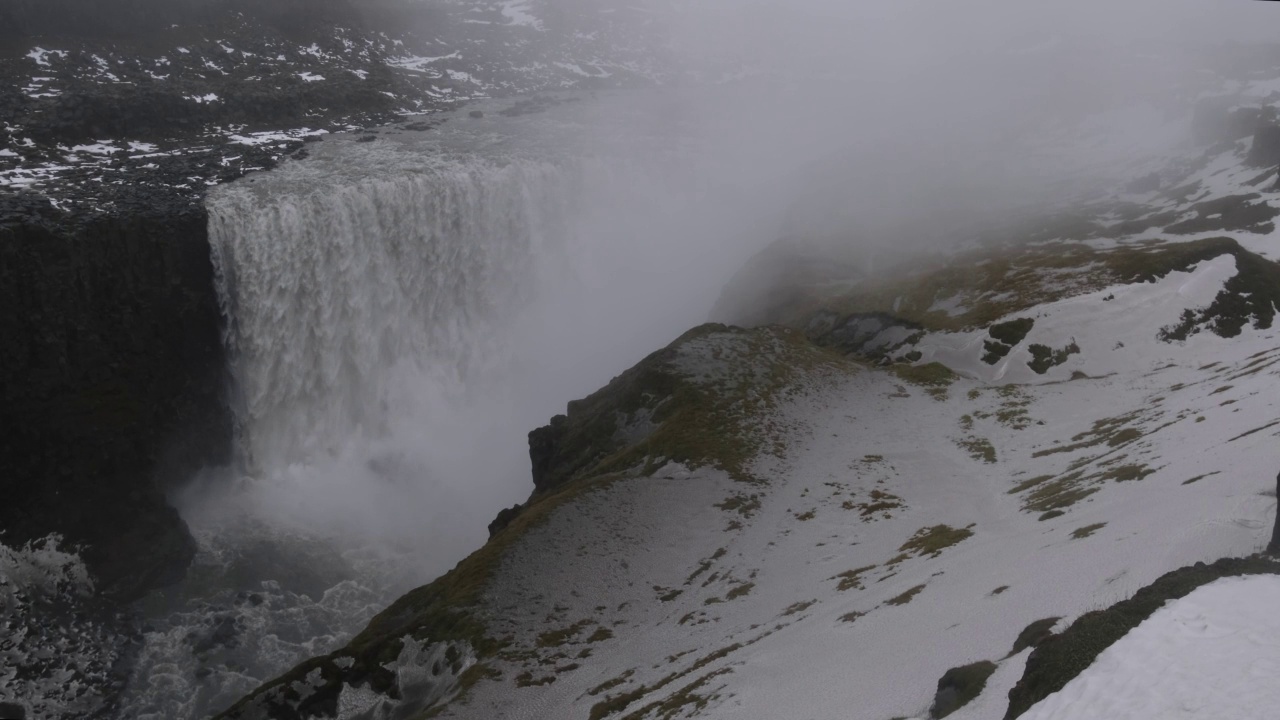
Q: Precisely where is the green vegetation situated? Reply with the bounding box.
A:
[892,362,958,389]
[1019,471,1098,515]
[1005,556,1280,719]
[1008,475,1053,494]
[845,489,905,520]
[516,671,557,687]
[1156,238,1280,341]
[899,525,975,558]
[725,583,755,601]
[1100,464,1154,483]
[1039,510,1065,521]
[886,584,927,606]
[983,318,1035,364]
[931,661,999,718]
[782,600,817,616]
[716,494,762,517]
[957,437,997,463]
[1033,412,1142,458]
[1027,341,1080,374]
[538,620,594,648]
[832,565,878,592]
[1071,523,1107,540]
[684,548,727,586]
[1010,618,1061,656]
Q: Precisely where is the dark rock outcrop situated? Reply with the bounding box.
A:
[0,192,232,601]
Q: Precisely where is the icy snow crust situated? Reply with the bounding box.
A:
[438,256,1280,719]
[1022,575,1280,720]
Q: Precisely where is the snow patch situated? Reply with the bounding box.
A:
[1023,575,1280,719]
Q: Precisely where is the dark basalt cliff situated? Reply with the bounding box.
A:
[0,193,232,601]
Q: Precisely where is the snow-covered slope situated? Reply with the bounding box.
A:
[205,46,1280,720]
[221,245,1280,719]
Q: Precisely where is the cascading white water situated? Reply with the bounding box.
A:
[119,92,789,720]
[209,159,580,473]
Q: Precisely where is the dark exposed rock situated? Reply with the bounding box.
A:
[0,702,25,720]
[0,195,232,602]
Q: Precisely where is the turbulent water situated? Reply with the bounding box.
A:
[105,92,787,719]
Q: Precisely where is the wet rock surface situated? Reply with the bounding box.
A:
[0,195,232,602]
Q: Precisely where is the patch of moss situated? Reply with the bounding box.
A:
[1021,471,1098,513]
[899,525,975,558]
[782,600,817,616]
[931,660,998,718]
[1027,341,1080,374]
[847,489,905,520]
[957,437,997,463]
[516,671,557,687]
[1038,510,1065,521]
[1008,475,1053,494]
[1005,556,1280,719]
[1010,618,1061,656]
[839,611,865,623]
[892,362,958,388]
[587,627,614,643]
[831,565,878,592]
[716,494,762,517]
[886,584,927,606]
[725,583,755,601]
[983,318,1035,364]
[1099,464,1154,483]
[1070,523,1107,540]
[538,620,593,648]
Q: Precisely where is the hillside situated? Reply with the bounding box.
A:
[217,94,1280,719]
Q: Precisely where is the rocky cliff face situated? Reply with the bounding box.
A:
[0,193,231,601]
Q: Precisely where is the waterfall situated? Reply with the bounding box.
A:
[208,158,581,472]
[121,95,783,720]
